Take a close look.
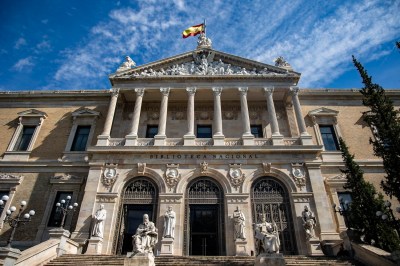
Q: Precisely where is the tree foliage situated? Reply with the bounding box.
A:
[339,137,400,251]
[352,53,400,202]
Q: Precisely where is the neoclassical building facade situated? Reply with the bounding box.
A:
[0,39,397,257]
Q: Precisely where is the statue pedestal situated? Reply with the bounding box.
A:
[307,238,324,256]
[160,237,174,256]
[255,253,285,266]
[235,239,249,256]
[124,253,155,266]
[85,237,103,254]
[0,247,22,266]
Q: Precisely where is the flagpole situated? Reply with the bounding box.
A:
[204,19,206,36]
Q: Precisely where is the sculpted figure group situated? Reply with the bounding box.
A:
[132,214,158,256]
[254,216,281,255]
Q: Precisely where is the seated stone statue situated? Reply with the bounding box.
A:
[131,214,158,256]
[254,216,280,255]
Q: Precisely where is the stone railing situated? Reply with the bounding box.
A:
[254,138,272,146]
[108,138,125,146]
[166,138,184,146]
[283,138,300,146]
[137,138,154,146]
[195,138,213,146]
[224,138,243,146]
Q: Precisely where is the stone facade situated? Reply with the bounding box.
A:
[0,46,399,258]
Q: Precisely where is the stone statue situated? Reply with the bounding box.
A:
[116,55,136,72]
[254,216,280,255]
[163,206,176,239]
[302,205,316,239]
[132,214,158,256]
[233,206,246,240]
[92,204,107,238]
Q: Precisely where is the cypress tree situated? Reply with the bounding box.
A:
[339,137,400,251]
[352,53,400,202]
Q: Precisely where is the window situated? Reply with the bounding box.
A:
[13,126,36,151]
[48,191,73,227]
[146,125,158,138]
[319,125,339,151]
[337,192,352,228]
[5,109,47,161]
[71,126,91,151]
[197,125,212,138]
[251,125,263,138]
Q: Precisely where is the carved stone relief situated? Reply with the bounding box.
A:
[200,161,208,174]
[165,164,180,188]
[137,163,146,175]
[291,163,306,188]
[229,164,245,188]
[262,162,271,174]
[102,164,118,188]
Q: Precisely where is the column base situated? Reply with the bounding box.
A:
[160,237,174,256]
[0,247,22,266]
[213,134,225,146]
[96,135,110,146]
[183,134,196,146]
[235,239,249,256]
[300,134,313,145]
[49,228,71,239]
[154,135,166,146]
[125,135,138,146]
[271,134,284,145]
[86,237,103,254]
[242,134,254,146]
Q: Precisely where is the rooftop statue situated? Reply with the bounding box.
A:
[274,56,291,69]
[197,33,212,49]
[116,55,136,72]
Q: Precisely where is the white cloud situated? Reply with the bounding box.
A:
[14,37,27,49]
[51,0,400,89]
[12,57,34,71]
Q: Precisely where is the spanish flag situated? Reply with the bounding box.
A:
[182,24,204,38]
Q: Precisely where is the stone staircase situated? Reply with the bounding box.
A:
[45,254,361,266]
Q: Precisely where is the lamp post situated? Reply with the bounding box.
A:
[0,195,9,214]
[376,200,400,234]
[55,195,78,229]
[333,197,351,229]
[3,200,35,248]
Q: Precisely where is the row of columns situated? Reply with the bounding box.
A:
[98,87,312,146]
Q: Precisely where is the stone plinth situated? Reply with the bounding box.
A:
[48,228,71,257]
[213,135,224,145]
[125,135,138,146]
[0,247,22,266]
[235,239,249,256]
[160,237,174,255]
[255,253,285,266]
[271,134,284,145]
[307,238,324,256]
[96,135,109,146]
[124,253,155,266]
[183,135,196,146]
[242,135,254,146]
[154,135,166,146]
[86,237,103,254]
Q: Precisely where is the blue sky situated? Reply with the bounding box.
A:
[0,0,399,91]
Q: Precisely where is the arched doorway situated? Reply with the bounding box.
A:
[184,177,225,256]
[113,177,158,255]
[251,177,296,254]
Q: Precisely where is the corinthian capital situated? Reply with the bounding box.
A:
[290,86,300,96]
[186,87,197,95]
[212,87,223,96]
[111,88,120,97]
[135,88,145,97]
[160,87,170,96]
[238,87,248,96]
[263,87,274,95]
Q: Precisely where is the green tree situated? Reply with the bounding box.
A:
[339,137,400,251]
[352,52,400,202]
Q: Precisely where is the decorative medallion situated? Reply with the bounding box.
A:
[291,163,306,188]
[137,163,146,175]
[165,164,180,188]
[200,161,208,174]
[102,165,118,188]
[229,164,245,188]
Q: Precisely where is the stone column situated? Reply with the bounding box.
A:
[97,89,119,146]
[264,87,283,145]
[238,87,254,146]
[184,87,196,146]
[212,87,224,145]
[306,163,341,249]
[290,87,313,145]
[125,88,145,146]
[154,87,170,146]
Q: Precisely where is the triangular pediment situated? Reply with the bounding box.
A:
[18,109,47,118]
[72,108,100,117]
[308,107,339,117]
[109,48,300,82]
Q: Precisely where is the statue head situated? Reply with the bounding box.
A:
[304,205,309,211]
[143,214,149,223]
[100,204,104,209]
[168,206,172,211]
